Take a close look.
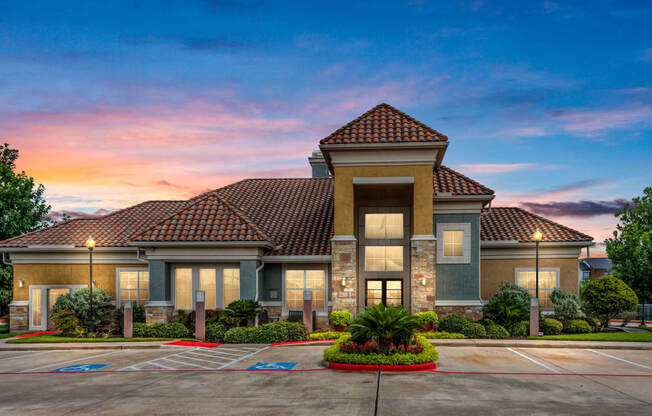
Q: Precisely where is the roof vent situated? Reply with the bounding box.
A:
[308,150,330,178]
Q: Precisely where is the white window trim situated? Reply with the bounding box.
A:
[436,222,471,264]
[171,265,240,311]
[28,284,86,330]
[281,264,329,316]
[115,268,149,305]
[514,267,560,290]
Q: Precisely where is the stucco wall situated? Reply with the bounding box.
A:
[12,263,144,301]
[333,165,434,236]
[481,258,579,299]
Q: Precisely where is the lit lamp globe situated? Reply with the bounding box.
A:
[85,237,96,251]
[532,229,543,241]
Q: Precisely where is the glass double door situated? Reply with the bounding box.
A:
[366,280,402,307]
[30,287,72,330]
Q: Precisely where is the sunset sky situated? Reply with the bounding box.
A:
[2,1,651,254]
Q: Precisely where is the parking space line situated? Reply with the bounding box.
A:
[214,347,257,354]
[20,350,124,373]
[205,349,245,357]
[185,351,235,361]
[147,361,174,370]
[220,346,270,369]
[161,357,211,369]
[587,349,652,371]
[178,355,231,365]
[506,348,561,374]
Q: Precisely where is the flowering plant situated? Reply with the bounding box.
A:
[340,336,424,355]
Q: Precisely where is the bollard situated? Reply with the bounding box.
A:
[530,297,539,337]
[124,300,133,339]
[195,290,206,341]
[303,290,313,333]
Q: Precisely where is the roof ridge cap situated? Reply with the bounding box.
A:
[211,193,274,243]
[438,165,495,195]
[0,216,94,245]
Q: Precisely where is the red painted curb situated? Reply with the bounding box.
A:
[269,339,338,346]
[14,331,58,338]
[328,362,437,372]
[164,341,222,348]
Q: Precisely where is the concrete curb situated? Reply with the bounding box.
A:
[428,339,652,350]
[0,344,173,351]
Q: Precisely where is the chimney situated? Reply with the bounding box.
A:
[308,150,330,178]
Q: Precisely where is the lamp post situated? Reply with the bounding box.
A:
[85,237,95,333]
[530,229,543,337]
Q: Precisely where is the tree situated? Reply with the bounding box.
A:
[0,143,51,316]
[605,187,652,326]
[582,275,638,330]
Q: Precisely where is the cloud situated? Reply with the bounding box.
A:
[47,208,115,222]
[455,163,537,174]
[520,198,630,218]
[553,105,652,136]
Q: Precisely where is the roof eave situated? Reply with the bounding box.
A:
[434,194,495,202]
[481,240,594,248]
[0,246,136,252]
[127,241,276,249]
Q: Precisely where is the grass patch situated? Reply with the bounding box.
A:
[531,332,652,342]
[421,331,466,339]
[0,331,31,339]
[6,335,198,344]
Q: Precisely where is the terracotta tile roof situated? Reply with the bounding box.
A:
[434,166,494,196]
[132,194,271,243]
[0,201,188,248]
[320,103,448,145]
[481,207,593,242]
[214,178,334,256]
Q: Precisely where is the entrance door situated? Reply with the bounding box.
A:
[366,280,402,307]
[47,288,71,329]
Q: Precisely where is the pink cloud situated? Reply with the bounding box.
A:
[456,163,537,174]
[555,105,652,135]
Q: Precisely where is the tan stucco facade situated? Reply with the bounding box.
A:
[333,165,434,236]
[481,258,579,299]
[12,263,145,301]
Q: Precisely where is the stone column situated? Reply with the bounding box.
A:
[303,290,313,333]
[9,301,29,332]
[331,236,357,315]
[410,236,436,313]
[123,300,133,339]
[195,291,205,341]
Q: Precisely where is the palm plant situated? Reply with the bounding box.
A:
[347,304,421,354]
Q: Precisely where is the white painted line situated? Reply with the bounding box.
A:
[161,358,211,369]
[506,348,561,374]
[21,350,124,373]
[199,350,241,358]
[586,349,652,371]
[0,351,54,361]
[146,361,174,370]
[185,351,234,361]
[117,347,203,371]
[178,354,230,365]
[214,348,257,354]
[219,346,269,369]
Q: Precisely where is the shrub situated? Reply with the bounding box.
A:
[51,287,114,332]
[271,321,307,341]
[247,323,290,344]
[174,310,228,332]
[132,322,190,338]
[438,314,471,334]
[564,319,592,334]
[324,334,438,365]
[113,304,146,334]
[508,321,529,338]
[582,275,638,329]
[224,327,250,343]
[483,321,510,339]
[415,311,439,330]
[421,331,466,339]
[206,323,229,342]
[329,311,353,327]
[225,300,261,326]
[309,331,343,340]
[492,282,532,307]
[52,309,82,336]
[540,318,563,335]
[347,304,421,354]
[583,317,599,332]
[222,321,307,344]
[483,297,529,329]
[461,322,486,338]
[550,288,585,322]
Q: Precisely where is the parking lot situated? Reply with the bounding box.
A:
[0,344,651,415]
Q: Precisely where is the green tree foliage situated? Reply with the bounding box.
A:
[0,143,51,316]
[605,187,652,324]
[51,287,113,332]
[482,282,531,328]
[549,288,585,322]
[347,304,421,354]
[582,275,638,329]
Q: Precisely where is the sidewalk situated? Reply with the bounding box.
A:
[0,337,174,351]
[429,338,652,350]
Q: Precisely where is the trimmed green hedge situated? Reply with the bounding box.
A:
[324,334,438,365]
[206,323,229,342]
[563,319,592,334]
[461,322,486,339]
[508,321,529,338]
[223,321,308,344]
[132,322,190,338]
[420,331,465,339]
[439,314,471,333]
[540,318,563,335]
[308,331,344,340]
[483,321,510,339]
[329,311,353,327]
[415,311,439,329]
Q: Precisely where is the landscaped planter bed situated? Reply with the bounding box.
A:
[328,362,437,372]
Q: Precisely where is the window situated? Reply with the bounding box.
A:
[443,230,463,257]
[285,269,325,310]
[223,268,240,307]
[117,270,149,305]
[437,222,471,264]
[516,269,559,308]
[200,269,217,310]
[175,268,193,310]
[364,246,403,271]
[365,213,403,239]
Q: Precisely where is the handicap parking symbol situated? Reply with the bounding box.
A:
[51,364,110,373]
[247,362,297,370]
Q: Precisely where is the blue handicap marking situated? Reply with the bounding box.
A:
[247,362,297,371]
[51,364,110,373]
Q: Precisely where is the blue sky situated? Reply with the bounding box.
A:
[1,0,651,252]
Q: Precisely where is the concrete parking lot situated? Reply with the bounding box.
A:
[0,344,651,415]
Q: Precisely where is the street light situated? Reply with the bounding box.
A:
[529,229,543,337]
[85,237,95,333]
[533,229,542,299]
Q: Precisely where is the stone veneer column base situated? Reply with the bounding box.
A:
[410,237,436,313]
[331,237,357,315]
[145,304,174,325]
[9,302,29,332]
[435,305,483,321]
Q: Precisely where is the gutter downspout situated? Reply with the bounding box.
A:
[255,260,265,301]
[1,252,12,266]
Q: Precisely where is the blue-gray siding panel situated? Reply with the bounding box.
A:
[148,260,171,301]
[239,261,257,300]
[434,213,480,300]
[262,263,282,301]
